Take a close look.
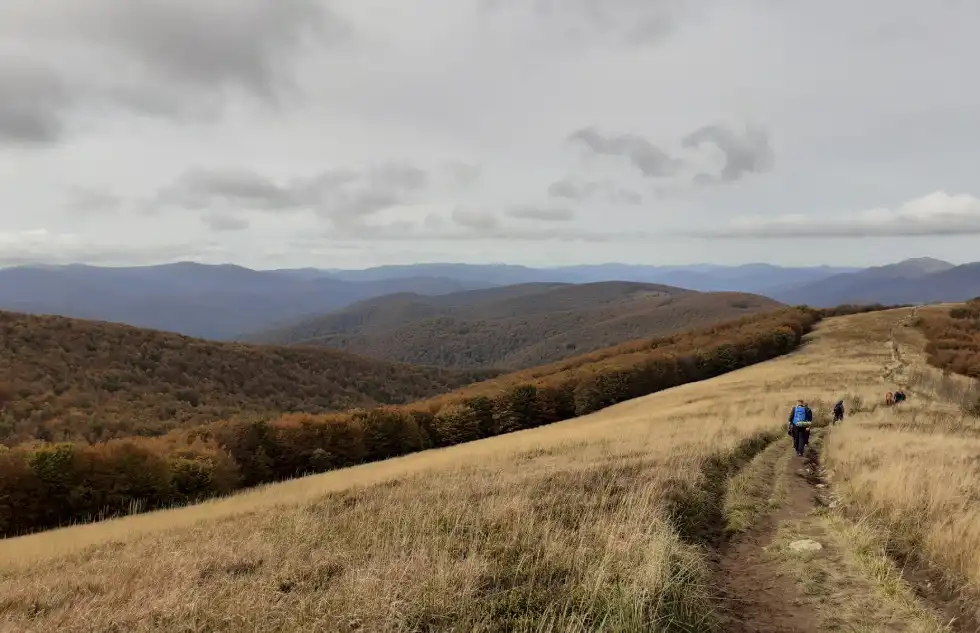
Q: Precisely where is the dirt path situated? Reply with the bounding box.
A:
[717,442,824,633]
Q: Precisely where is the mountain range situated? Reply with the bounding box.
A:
[768,257,979,307]
[1,258,977,340]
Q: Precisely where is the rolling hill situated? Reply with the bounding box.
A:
[242,281,784,369]
[2,307,970,632]
[0,263,492,340]
[0,310,497,445]
[771,257,980,306]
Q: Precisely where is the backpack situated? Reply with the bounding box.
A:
[792,406,807,424]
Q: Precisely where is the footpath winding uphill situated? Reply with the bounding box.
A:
[1,308,975,632]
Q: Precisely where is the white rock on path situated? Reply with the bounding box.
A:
[789,539,823,552]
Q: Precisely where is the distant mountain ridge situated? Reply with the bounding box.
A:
[0,262,493,340]
[770,257,980,307]
[316,262,861,293]
[242,281,783,370]
[1,258,976,340]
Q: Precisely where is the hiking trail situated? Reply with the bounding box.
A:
[716,439,826,633]
[716,423,954,632]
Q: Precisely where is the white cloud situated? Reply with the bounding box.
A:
[684,192,980,238]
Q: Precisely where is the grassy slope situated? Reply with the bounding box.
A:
[822,305,980,623]
[0,310,497,444]
[245,281,783,369]
[4,308,960,632]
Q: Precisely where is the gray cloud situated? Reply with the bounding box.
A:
[156,162,432,233]
[681,192,980,239]
[64,186,122,214]
[568,122,775,185]
[480,0,708,47]
[452,207,500,231]
[506,205,575,221]
[681,123,774,183]
[444,161,481,189]
[159,167,301,210]
[547,177,642,204]
[0,61,70,144]
[71,0,340,96]
[568,126,680,178]
[0,0,348,144]
[365,162,428,192]
[202,212,250,232]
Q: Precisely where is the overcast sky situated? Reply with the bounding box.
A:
[2,0,979,269]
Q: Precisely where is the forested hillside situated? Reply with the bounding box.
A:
[0,310,497,445]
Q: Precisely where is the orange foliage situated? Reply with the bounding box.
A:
[915,298,980,379]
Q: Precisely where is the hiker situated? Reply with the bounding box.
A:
[833,400,844,424]
[787,400,812,456]
[894,390,906,403]
[885,392,894,406]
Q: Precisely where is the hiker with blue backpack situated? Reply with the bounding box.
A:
[787,400,812,456]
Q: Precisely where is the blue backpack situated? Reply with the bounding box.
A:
[792,405,807,424]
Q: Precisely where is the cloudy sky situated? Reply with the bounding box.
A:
[2,0,978,269]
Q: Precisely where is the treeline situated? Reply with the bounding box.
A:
[0,304,892,537]
[915,298,980,378]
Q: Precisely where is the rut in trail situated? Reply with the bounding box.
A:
[716,442,824,633]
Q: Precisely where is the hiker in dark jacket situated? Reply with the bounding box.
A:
[787,400,811,456]
[833,400,844,423]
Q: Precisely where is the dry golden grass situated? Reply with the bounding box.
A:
[0,308,935,631]
[824,310,980,611]
[810,304,980,631]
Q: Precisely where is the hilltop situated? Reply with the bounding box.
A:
[2,307,972,632]
[0,310,496,445]
[0,263,491,340]
[243,281,783,369]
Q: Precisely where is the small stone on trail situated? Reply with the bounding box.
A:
[789,539,823,552]
[815,483,826,488]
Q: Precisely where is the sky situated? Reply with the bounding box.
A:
[2,0,979,270]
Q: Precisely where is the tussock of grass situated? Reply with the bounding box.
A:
[824,513,948,630]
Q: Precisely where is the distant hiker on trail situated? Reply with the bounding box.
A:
[885,392,894,406]
[833,400,844,424]
[787,400,812,456]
